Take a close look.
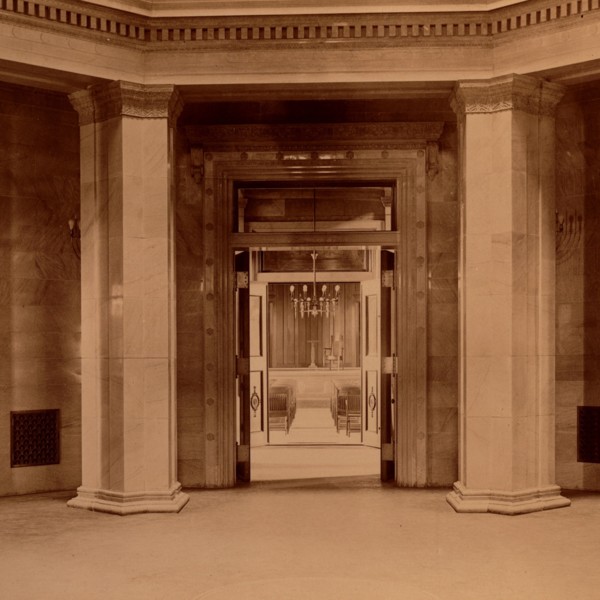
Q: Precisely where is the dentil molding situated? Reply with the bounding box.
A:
[1,0,599,49]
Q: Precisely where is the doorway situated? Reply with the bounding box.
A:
[236,242,396,482]
[191,139,431,490]
[247,248,384,482]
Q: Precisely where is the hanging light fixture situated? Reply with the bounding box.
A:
[289,251,340,319]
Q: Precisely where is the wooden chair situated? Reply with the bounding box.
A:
[324,338,343,370]
[268,392,290,433]
[269,383,296,427]
[335,385,361,435]
[335,392,347,433]
[345,393,362,436]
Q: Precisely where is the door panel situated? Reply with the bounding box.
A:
[361,261,381,449]
[250,282,268,446]
[361,249,396,480]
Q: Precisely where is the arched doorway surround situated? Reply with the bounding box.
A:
[184,122,445,488]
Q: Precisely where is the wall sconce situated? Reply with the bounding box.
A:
[68,217,81,259]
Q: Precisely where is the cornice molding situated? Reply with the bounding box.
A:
[1,0,599,49]
[450,74,565,116]
[81,0,533,18]
[70,81,183,125]
[185,122,445,150]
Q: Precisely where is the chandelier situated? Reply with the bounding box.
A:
[289,251,340,318]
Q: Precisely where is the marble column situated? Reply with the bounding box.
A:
[67,81,189,514]
[448,74,571,514]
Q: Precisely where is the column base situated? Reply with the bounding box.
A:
[67,483,190,515]
[447,481,571,515]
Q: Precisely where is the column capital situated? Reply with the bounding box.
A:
[450,74,565,117]
[69,81,183,126]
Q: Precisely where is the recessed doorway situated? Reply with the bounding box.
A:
[234,185,397,483]
[195,139,430,490]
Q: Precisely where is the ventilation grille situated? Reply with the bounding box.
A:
[577,406,600,464]
[11,410,60,468]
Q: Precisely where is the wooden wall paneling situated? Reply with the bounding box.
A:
[269,282,361,369]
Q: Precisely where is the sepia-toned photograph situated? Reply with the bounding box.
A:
[1,0,600,598]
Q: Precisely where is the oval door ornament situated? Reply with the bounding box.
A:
[368,387,377,417]
[250,386,260,416]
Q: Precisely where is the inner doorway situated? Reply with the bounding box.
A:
[236,242,396,483]
[234,184,398,484]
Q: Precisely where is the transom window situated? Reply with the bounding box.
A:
[236,186,394,233]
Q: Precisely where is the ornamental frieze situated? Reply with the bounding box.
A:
[185,122,445,150]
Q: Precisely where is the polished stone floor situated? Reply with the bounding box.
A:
[1,446,599,600]
[252,444,379,481]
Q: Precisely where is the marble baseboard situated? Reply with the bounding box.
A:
[447,481,571,515]
[67,483,189,515]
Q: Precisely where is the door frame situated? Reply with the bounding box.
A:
[188,124,440,488]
